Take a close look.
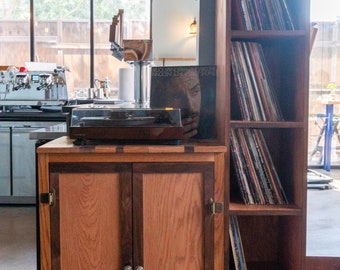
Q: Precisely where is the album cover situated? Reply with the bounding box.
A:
[150,65,216,139]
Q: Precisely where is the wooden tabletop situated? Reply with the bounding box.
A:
[37,136,227,154]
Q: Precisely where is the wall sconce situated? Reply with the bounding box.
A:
[189,17,197,34]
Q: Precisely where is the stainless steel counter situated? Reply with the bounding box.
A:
[29,123,67,141]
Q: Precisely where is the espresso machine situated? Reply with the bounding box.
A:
[0,66,68,108]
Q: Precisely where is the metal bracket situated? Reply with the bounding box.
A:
[40,190,55,206]
[208,198,223,215]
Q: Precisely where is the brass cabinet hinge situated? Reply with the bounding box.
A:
[208,198,223,215]
[40,190,55,206]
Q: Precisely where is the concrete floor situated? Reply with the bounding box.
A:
[0,171,340,269]
[0,206,37,270]
[307,169,340,256]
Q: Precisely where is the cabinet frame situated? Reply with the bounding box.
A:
[37,138,226,270]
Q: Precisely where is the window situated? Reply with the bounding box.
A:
[308,0,340,167]
[0,0,150,96]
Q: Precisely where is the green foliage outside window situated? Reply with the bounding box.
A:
[0,0,150,21]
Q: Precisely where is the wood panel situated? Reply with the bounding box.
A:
[49,163,132,270]
[38,153,52,270]
[37,136,226,154]
[215,0,229,145]
[306,257,340,270]
[133,163,215,270]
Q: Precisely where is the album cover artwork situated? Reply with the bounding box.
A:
[150,65,216,139]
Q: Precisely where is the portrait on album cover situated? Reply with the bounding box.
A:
[150,65,216,139]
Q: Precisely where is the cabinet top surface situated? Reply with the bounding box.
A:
[37,136,227,154]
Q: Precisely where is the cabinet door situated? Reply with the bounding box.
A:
[48,163,132,270]
[0,128,10,196]
[133,162,216,270]
[12,127,37,196]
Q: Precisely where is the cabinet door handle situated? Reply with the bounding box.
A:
[135,266,144,270]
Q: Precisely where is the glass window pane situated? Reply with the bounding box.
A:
[308,0,340,167]
[35,1,91,93]
[0,0,30,67]
[1,0,151,97]
[94,1,151,97]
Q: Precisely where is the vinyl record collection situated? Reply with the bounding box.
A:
[229,215,247,270]
[232,0,295,30]
[230,128,288,205]
[231,41,283,121]
[228,0,307,268]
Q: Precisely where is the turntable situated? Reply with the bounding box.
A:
[69,106,184,145]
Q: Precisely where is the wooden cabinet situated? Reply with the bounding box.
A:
[214,0,310,269]
[38,137,226,270]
